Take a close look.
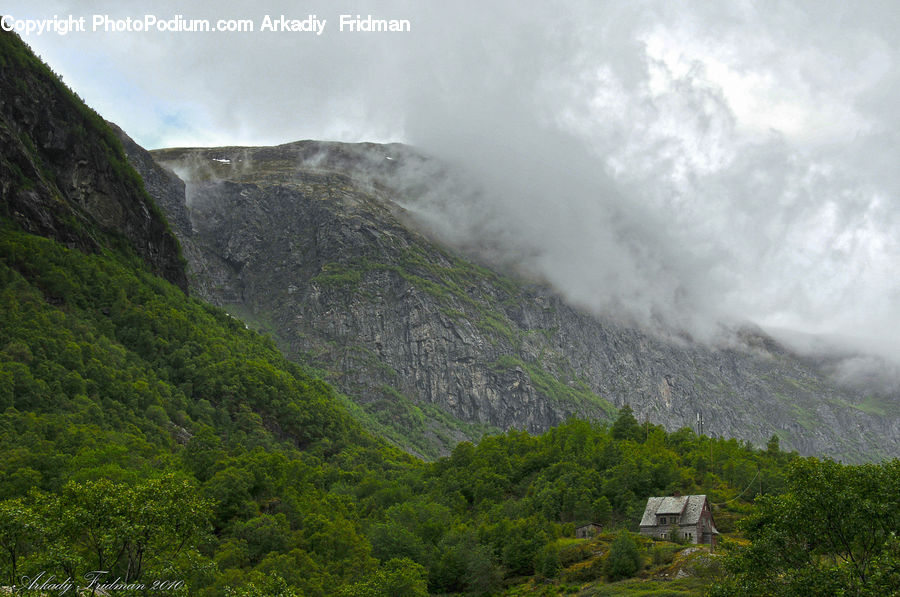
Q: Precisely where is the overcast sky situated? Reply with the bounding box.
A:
[8,1,900,362]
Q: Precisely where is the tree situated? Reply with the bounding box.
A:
[9,476,212,584]
[232,514,293,565]
[535,542,561,579]
[430,534,501,595]
[126,475,213,579]
[592,496,612,526]
[0,498,42,584]
[463,545,503,595]
[501,519,546,576]
[368,521,426,564]
[610,406,643,442]
[712,458,900,597]
[604,530,641,581]
[338,557,428,597]
[373,558,429,597]
[225,573,302,597]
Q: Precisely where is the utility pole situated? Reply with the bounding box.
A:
[697,410,713,470]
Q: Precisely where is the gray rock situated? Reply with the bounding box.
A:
[0,38,186,291]
[123,140,900,461]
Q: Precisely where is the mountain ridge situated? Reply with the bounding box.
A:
[121,138,900,461]
[2,27,896,596]
[0,31,187,292]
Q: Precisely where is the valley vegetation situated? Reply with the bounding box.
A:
[2,28,900,596]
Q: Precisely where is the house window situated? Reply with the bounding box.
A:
[659,516,666,524]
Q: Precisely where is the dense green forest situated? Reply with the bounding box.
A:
[0,225,799,594]
[2,28,900,596]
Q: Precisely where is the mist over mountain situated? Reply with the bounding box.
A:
[12,1,900,371]
[113,136,898,462]
[6,23,900,594]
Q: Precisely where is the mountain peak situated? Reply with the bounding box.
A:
[124,136,900,461]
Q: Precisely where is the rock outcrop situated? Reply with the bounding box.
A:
[126,139,898,461]
[0,31,186,291]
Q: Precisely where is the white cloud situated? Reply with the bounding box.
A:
[9,0,900,365]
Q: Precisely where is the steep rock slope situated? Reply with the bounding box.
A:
[0,31,186,291]
[0,31,421,593]
[137,141,899,461]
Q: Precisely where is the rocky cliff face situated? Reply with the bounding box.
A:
[132,140,899,461]
[0,31,186,292]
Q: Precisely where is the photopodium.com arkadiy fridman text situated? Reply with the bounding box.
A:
[1,14,412,36]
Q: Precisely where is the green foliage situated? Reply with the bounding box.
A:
[611,405,643,442]
[535,542,562,579]
[712,457,900,597]
[0,227,405,592]
[0,194,794,595]
[604,531,642,581]
[650,544,677,567]
[588,576,712,595]
[0,475,211,585]
[338,557,429,597]
[224,574,303,597]
[431,534,502,594]
[0,497,41,582]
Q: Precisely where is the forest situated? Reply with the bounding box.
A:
[1,27,899,596]
[1,226,881,595]
[0,224,789,595]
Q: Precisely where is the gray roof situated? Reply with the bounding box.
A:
[640,497,665,526]
[640,495,710,527]
[657,496,688,515]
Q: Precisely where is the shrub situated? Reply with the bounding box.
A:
[603,531,642,581]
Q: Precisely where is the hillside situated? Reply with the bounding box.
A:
[136,140,900,462]
[0,29,407,593]
[4,28,900,596]
[0,32,186,292]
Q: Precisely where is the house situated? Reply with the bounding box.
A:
[575,522,602,539]
[639,494,719,547]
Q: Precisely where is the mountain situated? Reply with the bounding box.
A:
[0,29,413,594]
[5,28,899,596]
[123,139,900,462]
[0,33,187,292]
[0,32,774,596]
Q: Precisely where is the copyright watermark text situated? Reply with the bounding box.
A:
[1,14,412,36]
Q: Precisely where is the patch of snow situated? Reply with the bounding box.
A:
[212,158,231,164]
